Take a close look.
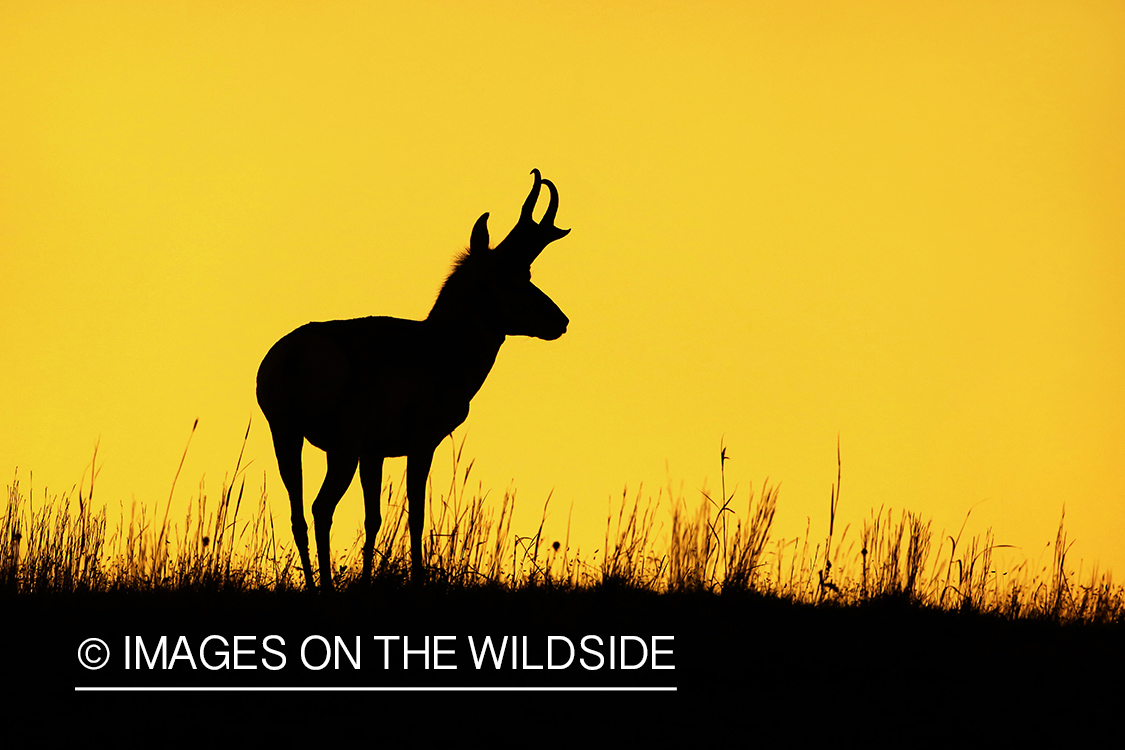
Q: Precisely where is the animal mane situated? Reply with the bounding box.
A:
[428,245,485,319]
[448,246,476,275]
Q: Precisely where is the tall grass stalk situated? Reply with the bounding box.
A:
[3,436,1122,623]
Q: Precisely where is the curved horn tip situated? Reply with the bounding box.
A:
[540,177,562,224]
[520,170,543,217]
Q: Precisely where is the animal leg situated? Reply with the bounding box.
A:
[359,454,385,582]
[406,450,434,582]
[311,451,359,591]
[271,427,314,590]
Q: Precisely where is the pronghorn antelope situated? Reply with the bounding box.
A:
[256,169,570,590]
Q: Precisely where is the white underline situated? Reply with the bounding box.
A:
[75,685,677,692]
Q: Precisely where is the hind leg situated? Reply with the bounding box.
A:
[311,451,359,591]
[270,427,314,590]
[406,450,434,582]
[359,454,384,583]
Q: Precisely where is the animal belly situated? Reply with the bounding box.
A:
[301,396,470,458]
[260,325,474,456]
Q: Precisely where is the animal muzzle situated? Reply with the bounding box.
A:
[539,312,568,340]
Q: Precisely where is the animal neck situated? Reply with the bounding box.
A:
[424,251,510,398]
[424,305,506,401]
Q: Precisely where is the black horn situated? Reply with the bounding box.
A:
[541,177,561,228]
[496,168,570,265]
[520,168,544,222]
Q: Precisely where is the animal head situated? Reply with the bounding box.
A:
[434,169,570,340]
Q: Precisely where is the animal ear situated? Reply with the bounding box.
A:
[470,213,490,252]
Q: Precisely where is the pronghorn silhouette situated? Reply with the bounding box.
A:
[256,169,570,590]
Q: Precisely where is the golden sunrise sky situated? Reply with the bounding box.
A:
[2,1,1123,578]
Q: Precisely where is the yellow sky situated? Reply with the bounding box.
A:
[2,1,1123,578]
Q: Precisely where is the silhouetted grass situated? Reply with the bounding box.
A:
[3,434,1122,624]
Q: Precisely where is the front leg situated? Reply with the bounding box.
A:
[406,450,434,582]
[359,454,384,583]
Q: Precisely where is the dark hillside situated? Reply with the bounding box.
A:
[9,587,1122,744]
